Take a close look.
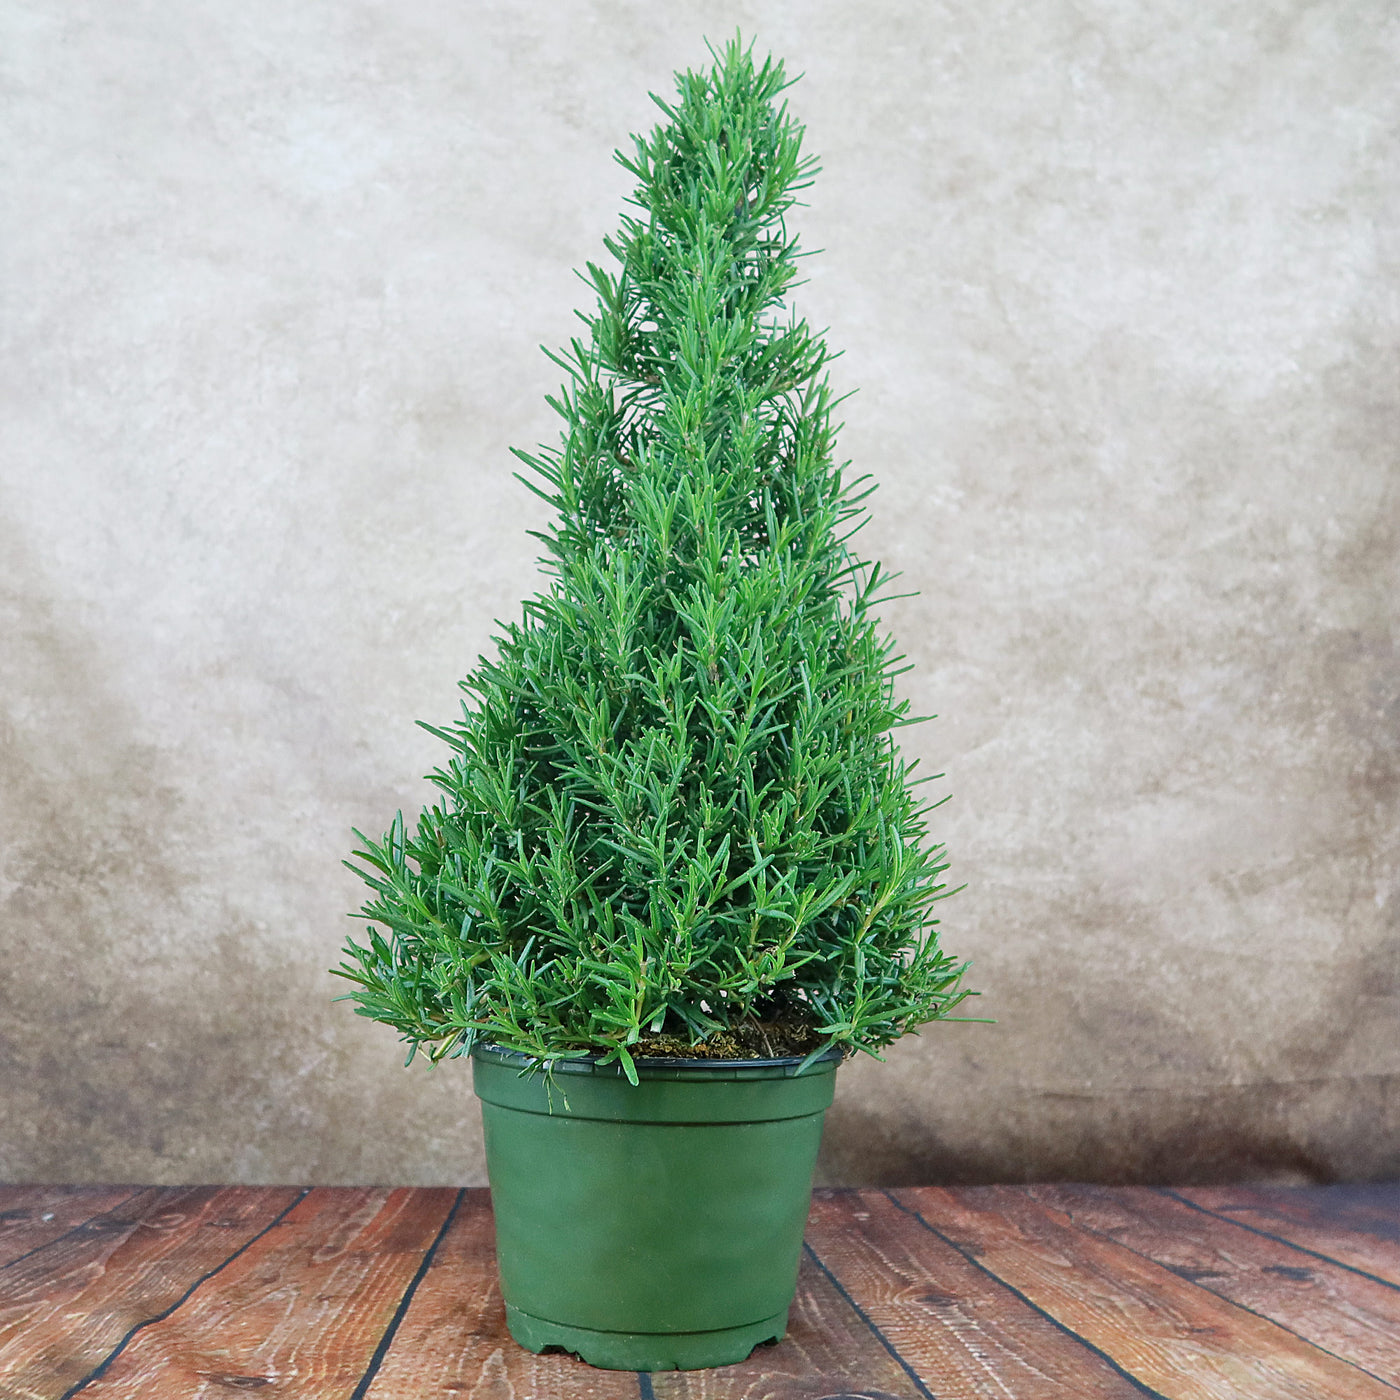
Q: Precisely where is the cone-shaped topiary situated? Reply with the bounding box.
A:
[335,37,972,1082]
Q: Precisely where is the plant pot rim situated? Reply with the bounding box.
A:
[472,1041,845,1075]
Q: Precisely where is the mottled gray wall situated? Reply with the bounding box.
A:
[2,1,1396,1187]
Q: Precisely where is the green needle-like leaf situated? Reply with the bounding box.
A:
[336,35,972,1069]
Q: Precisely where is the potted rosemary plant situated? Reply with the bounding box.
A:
[335,36,971,1371]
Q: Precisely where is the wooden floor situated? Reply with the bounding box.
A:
[1,1183,1398,1398]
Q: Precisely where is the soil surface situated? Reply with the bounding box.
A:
[632,1008,828,1060]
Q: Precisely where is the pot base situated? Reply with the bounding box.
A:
[505,1302,788,1371]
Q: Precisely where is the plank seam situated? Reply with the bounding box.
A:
[802,1238,941,1400]
[1159,1189,1400,1295]
[1038,1189,1400,1394]
[882,1190,1169,1400]
[637,1372,657,1399]
[57,1187,311,1400]
[0,1187,147,1275]
[348,1187,466,1400]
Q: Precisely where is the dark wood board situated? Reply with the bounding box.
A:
[0,1188,139,1270]
[1178,1183,1400,1288]
[1,1186,304,1400]
[72,1186,456,1399]
[1026,1183,1400,1386]
[898,1185,1400,1400]
[0,1181,1395,1399]
[803,1186,1151,1397]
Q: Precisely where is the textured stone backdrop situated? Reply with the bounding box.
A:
[2,1,1396,1186]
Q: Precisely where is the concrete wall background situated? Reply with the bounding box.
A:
[2,1,1396,1187]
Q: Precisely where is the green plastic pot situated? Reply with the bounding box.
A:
[472,1043,840,1371]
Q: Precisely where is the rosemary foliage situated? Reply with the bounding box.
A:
[335,38,971,1081]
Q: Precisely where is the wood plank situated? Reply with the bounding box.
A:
[368,1186,921,1400]
[0,1185,301,1400]
[360,1188,638,1399]
[1177,1185,1400,1287]
[898,1185,1399,1400]
[650,1241,929,1398]
[1278,1183,1400,1232]
[75,1186,457,1400]
[1027,1185,1400,1387]
[1182,1184,1400,1245]
[793,1187,1151,1398]
[2,1181,1390,1397]
[0,1187,139,1269]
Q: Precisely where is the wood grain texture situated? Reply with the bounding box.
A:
[361,1188,637,1400]
[1026,1184,1400,1386]
[0,1188,138,1269]
[0,1186,299,1400]
[899,1185,1399,1400]
[1,1182,1395,1398]
[1178,1184,1400,1288]
[797,1187,1148,1398]
[73,1186,457,1400]
[649,1241,928,1400]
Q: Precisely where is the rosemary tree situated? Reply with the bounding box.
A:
[336,38,970,1080]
